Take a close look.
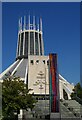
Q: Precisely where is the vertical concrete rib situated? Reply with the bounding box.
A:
[38,33,40,55]
[23,16,26,56]
[28,15,30,55]
[28,15,30,30]
[40,17,42,32]
[40,18,44,55]
[38,24,40,55]
[20,17,22,32]
[34,31,35,55]
[24,16,26,30]
[16,32,19,58]
[28,31,30,55]
[18,18,20,31]
[25,61,28,84]
[33,16,35,55]
[23,31,25,55]
[19,32,21,56]
[41,32,44,55]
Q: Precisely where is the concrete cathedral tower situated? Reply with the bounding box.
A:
[16,15,44,59]
[0,15,74,100]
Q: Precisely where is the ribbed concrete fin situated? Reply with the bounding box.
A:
[11,59,24,75]
[13,59,28,82]
[25,60,28,84]
[63,84,72,94]
[0,60,20,80]
[59,74,67,82]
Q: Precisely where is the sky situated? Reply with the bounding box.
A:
[0,2,2,74]
[2,2,80,85]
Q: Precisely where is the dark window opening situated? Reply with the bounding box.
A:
[43,60,45,64]
[30,60,34,65]
[30,32,34,55]
[39,34,42,55]
[63,89,68,100]
[26,74,28,88]
[36,60,39,64]
[25,32,28,56]
[47,60,49,65]
[35,32,39,55]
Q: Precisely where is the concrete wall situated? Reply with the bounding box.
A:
[28,55,49,94]
[28,55,74,99]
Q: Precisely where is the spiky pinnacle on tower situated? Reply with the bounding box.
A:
[16,15,44,60]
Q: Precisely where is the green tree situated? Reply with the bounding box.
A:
[71,82,82,101]
[0,82,2,119]
[2,74,36,120]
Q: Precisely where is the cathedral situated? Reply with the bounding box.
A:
[0,15,74,100]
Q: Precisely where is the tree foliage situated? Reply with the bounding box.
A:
[71,82,82,101]
[2,74,36,120]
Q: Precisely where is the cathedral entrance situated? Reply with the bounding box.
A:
[63,89,68,100]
